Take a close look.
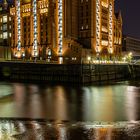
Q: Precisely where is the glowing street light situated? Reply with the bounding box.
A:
[123,57,126,62]
[87,56,91,61]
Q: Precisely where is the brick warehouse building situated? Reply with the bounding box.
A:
[10,0,122,63]
[0,0,12,60]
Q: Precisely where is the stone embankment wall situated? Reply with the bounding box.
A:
[0,62,134,83]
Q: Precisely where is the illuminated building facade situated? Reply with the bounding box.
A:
[10,0,50,59]
[10,0,122,62]
[78,0,122,60]
[0,0,12,59]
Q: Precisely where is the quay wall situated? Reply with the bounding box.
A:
[0,61,133,83]
[130,64,140,79]
[81,64,130,83]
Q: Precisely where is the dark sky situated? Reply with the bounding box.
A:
[0,0,13,3]
[115,0,140,39]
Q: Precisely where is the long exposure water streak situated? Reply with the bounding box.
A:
[0,81,140,139]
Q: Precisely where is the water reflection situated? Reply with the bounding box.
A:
[0,82,140,121]
[125,86,137,121]
[0,120,140,140]
[82,87,115,121]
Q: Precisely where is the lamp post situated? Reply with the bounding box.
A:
[87,56,91,64]
[46,47,52,62]
[96,51,100,64]
[128,52,133,63]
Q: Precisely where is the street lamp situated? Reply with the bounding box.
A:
[46,48,52,62]
[87,56,91,64]
[128,52,133,63]
[122,57,126,63]
[96,52,100,64]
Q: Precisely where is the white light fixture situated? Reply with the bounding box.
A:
[96,0,101,53]
[32,0,38,57]
[16,0,21,52]
[57,0,63,57]
[109,2,113,54]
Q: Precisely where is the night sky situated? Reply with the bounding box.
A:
[115,0,140,39]
[0,0,13,4]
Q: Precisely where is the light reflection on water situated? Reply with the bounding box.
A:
[0,120,140,140]
[0,81,140,139]
[0,82,140,121]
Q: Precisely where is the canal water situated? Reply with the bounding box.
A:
[0,81,140,139]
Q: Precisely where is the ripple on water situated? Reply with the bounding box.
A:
[0,120,140,140]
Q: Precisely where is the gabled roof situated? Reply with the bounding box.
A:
[115,13,119,18]
[115,10,122,23]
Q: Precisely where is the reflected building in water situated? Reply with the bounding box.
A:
[10,0,122,63]
[0,82,139,121]
[0,81,140,139]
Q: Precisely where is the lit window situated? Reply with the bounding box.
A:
[9,17,11,21]
[0,18,2,23]
[86,25,88,29]
[3,16,7,23]
[102,26,107,32]
[0,34,2,38]
[101,40,108,46]
[3,32,8,39]
[9,33,11,37]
